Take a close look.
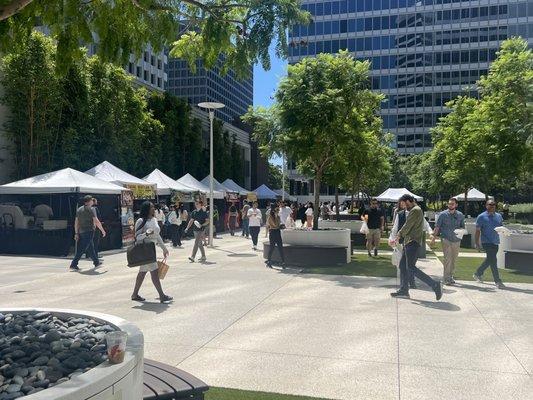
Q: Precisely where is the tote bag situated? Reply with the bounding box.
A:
[127,218,157,267]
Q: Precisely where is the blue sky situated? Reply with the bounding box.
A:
[253,45,287,166]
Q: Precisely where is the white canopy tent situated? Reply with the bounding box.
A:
[273,189,296,202]
[222,179,249,196]
[144,169,194,196]
[343,192,367,202]
[254,184,278,200]
[177,173,224,199]
[201,175,235,197]
[376,188,423,202]
[85,161,150,187]
[0,168,125,194]
[454,188,487,201]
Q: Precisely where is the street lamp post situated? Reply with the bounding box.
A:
[282,153,286,202]
[198,101,225,248]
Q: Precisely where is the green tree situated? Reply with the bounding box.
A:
[0,31,62,178]
[267,163,286,189]
[0,0,310,76]
[230,134,244,186]
[245,51,384,229]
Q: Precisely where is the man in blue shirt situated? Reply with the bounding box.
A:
[431,197,465,285]
[473,200,505,288]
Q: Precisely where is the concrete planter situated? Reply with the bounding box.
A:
[319,220,364,233]
[281,228,351,263]
[497,231,533,269]
[0,308,144,400]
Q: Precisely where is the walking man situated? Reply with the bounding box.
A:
[363,198,385,257]
[70,195,106,271]
[473,200,505,289]
[186,200,209,263]
[431,198,465,285]
[167,204,182,248]
[391,194,443,300]
[241,201,250,238]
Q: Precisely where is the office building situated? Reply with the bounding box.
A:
[166,58,253,124]
[285,0,533,199]
[289,0,533,153]
[166,56,258,189]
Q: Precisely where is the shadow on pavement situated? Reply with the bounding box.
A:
[226,253,258,258]
[132,301,171,313]
[498,285,533,295]
[455,283,496,293]
[408,299,462,312]
[79,269,108,276]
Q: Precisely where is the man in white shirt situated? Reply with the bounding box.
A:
[278,200,292,228]
[247,202,262,250]
[33,203,53,226]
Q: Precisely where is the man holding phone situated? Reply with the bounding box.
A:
[186,200,209,263]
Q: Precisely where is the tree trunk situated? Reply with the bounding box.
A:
[313,175,321,230]
[349,178,356,214]
[335,187,340,222]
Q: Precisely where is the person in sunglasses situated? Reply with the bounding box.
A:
[473,200,505,289]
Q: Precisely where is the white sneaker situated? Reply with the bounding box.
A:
[473,273,483,283]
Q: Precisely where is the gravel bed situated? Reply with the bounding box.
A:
[0,311,115,399]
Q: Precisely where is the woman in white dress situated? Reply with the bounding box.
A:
[131,201,173,303]
[305,203,314,229]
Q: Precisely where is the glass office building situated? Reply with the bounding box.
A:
[166,58,253,124]
[288,0,533,153]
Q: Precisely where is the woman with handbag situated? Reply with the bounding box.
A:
[131,201,173,303]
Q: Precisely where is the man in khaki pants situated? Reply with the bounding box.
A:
[431,198,465,285]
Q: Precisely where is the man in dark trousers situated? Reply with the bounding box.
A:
[86,197,103,260]
[70,195,106,271]
[391,194,442,300]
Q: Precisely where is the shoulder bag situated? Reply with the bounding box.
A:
[127,219,157,267]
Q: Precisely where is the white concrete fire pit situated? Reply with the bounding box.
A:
[0,308,143,400]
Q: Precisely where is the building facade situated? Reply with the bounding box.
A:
[289,0,533,153]
[166,57,258,189]
[286,0,533,198]
[166,58,253,124]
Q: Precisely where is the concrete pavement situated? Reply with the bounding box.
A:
[0,233,532,399]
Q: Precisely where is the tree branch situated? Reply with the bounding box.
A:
[0,0,34,21]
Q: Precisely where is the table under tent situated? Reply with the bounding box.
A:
[0,168,125,256]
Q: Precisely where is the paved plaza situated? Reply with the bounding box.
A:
[0,234,532,400]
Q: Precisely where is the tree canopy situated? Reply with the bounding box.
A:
[245,51,386,228]
[0,0,310,75]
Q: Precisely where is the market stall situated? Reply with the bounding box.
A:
[86,161,156,247]
[273,189,296,202]
[143,169,195,205]
[202,175,239,233]
[222,179,250,197]
[376,188,423,203]
[0,168,125,256]
[453,188,489,217]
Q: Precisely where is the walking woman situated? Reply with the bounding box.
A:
[248,201,262,250]
[131,201,173,303]
[305,203,314,229]
[266,206,285,268]
[228,204,239,236]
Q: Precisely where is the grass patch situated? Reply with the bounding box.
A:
[428,240,478,253]
[437,256,533,284]
[206,387,332,400]
[302,254,396,277]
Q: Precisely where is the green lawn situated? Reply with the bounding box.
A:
[302,254,397,277]
[206,388,332,400]
[437,256,533,284]
[428,240,479,253]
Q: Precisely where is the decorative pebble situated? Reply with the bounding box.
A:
[0,312,118,397]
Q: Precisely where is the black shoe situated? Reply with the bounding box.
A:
[94,262,103,268]
[390,290,410,298]
[188,257,195,263]
[374,249,378,257]
[409,281,417,289]
[367,250,372,257]
[434,281,443,301]
[69,265,80,271]
[160,295,173,303]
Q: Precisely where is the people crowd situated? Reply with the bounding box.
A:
[69,192,508,304]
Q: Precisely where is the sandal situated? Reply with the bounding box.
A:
[131,295,145,302]
[160,295,173,303]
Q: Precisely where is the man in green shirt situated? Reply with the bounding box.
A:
[70,195,106,271]
[391,194,442,300]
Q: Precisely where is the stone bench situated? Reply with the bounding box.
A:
[505,249,533,272]
[143,359,209,400]
[263,242,349,266]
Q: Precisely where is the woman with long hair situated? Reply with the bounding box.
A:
[266,206,285,268]
[131,201,173,303]
[228,204,239,236]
